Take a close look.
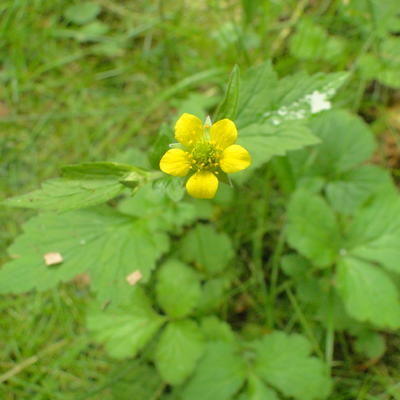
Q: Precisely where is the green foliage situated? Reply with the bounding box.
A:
[155,260,201,319]
[182,342,246,400]
[254,332,332,400]
[214,64,241,121]
[287,189,341,267]
[0,207,169,304]
[154,320,204,385]
[336,257,400,328]
[87,288,165,358]
[180,224,234,275]
[3,162,150,212]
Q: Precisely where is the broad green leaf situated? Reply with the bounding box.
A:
[200,316,235,343]
[153,176,185,202]
[254,332,331,400]
[182,342,246,400]
[180,224,234,275]
[3,178,125,212]
[0,207,169,304]
[155,260,201,318]
[347,190,400,274]
[87,288,165,358]
[154,320,204,385]
[325,165,391,215]
[262,72,349,126]
[4,162,149,212]
[336,257,400,328]
[214,64,240,121]
[354,331,386,359]
[236,61,278,128]
[237,375,279,400]
[110,361,163,400]
[64,2,101,25]
[238,120,320,173]
[289,110,375,178]
[286,189,341,267]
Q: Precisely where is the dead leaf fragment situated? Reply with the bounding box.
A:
[126,270,142,286]
[44,252,63,266]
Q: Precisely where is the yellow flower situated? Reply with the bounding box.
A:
[160,113,251,199]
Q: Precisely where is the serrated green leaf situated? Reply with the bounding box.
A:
[286,189,341,267]
[236,61,278,128]
[0,207,169,304]
[326,165,391,215]
[200,316,235,343]
[180,224,234,275]
[110,361,163,400]
[87,288,165,358]
[261,72,349,126]
[3,178,125,212]
[214,64,240,121]
[238,120,319,173]
[254,332,331,400]
[64,2,101,25]
[182,342,246,400]
[336,257,400,328]
[156,260,201,318]
[289,110,375,178]
[154,320,204,385]
[4,162,150,212]
[347,190,400,274]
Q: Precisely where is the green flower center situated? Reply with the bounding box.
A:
[189,141,221,172]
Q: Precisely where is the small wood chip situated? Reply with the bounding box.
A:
[126,270,142,286]
[43,252,63,266]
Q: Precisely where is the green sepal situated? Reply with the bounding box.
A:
[214,64,240,122]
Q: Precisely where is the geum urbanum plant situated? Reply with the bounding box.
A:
[1,62,361,399]
[159,113,251,198]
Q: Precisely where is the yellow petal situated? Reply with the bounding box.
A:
[159,149,191,177]
[175,113,204,147]
[186,171,218,199]
[220,144,251,173]
[210,119,237,150]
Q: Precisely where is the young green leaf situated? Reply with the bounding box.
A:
[214,64,240,121]
[155,260,201,319]
[0,207,169,304]
[336,257,400,328]
[182,342,246,400]
[179,224,234,275]
[87,288,165,358]
[325,166,391,215]
[286,189,341,267]
[154,320,204,385]
[254,332,331,400]
[200,316,236,343]
[347,190,400,274]
[354,331,386,359]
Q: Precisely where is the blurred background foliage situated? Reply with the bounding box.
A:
[1,0,400,399]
